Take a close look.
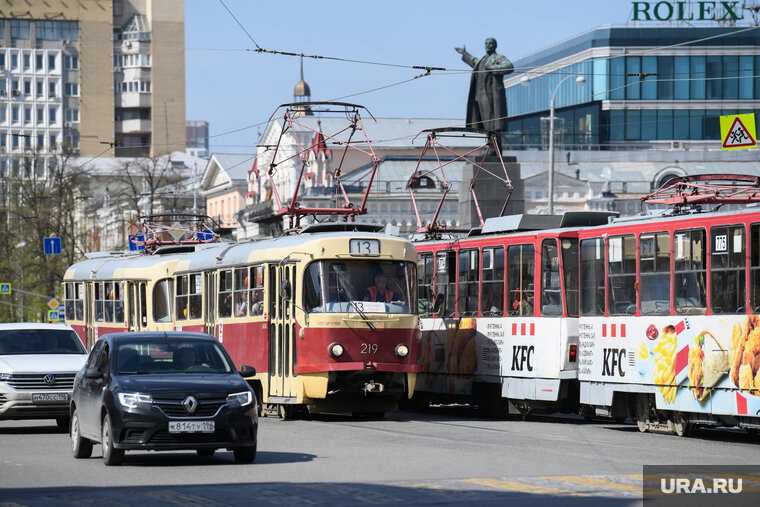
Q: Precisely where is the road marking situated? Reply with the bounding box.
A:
[462,478,590,497]
[547,475,640,494]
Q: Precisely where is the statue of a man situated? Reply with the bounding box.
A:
[455,38,514,132]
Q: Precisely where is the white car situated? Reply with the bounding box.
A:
[0,323,88,430]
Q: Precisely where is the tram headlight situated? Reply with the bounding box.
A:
[395,343,409,358]
[329,342,344,358]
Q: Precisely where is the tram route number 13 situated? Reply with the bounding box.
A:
[349,239,380,254]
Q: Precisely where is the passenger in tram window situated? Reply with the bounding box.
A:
[189,296,202,319]
[220,293,232,317]
[512,285,534,316]
[235,291,248,317]
[364,273,395,303]
[250,289,263,315]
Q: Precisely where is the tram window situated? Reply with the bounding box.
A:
[153,278,173,323]
[751,224,760,312]
[75,283,83,320]
[640,233,671,316]
[114,282,124,322]
[608,235,637,316]
[435,251,456,317]
[65,282,75,321]
[140,283,147,327]
[104,282,115,322]
[541,239,563,316]
[94,282,104,322]
[674,229,707,315]
[250,266,264,316]
[218,270,232,318]
[175,275,188,320]
[458,249,479,317]
[580,238,605,316]
[481,246,504,316]
[234,268,248,317]
[418,253,434,315]
[507,244,535,317]
[710,225,746,314]
[561,239,579,317]
[188,273,202,319]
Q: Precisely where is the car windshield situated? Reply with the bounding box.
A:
[303,260,416,314]
[116,341,235,375]
[0,329,85,355]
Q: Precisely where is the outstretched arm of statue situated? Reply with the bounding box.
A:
[455,45,476,68]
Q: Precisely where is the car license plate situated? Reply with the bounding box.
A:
[31,393,69,403]
[168,420,215,433]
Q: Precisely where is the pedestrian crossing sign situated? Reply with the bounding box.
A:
[720,113,757,151]
[0,283,10,294]
[47,310,60,322]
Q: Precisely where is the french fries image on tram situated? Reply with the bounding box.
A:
[653,325,677,404]
[686,330,729,401]
[730,315,760,395]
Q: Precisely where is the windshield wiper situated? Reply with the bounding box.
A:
[338,288,375,330]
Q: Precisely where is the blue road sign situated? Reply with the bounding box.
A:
[196,230,214,241]
[43,237,62,255]
[0,283,10,294]
[128,234,146,251]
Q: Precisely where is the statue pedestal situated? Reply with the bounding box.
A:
[458,155,524,230]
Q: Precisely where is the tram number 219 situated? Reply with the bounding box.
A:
[361,343,378,354]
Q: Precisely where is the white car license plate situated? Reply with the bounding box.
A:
[168,420,215,433]
[31,393,69,403]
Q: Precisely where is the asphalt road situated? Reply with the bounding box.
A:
[1,408,759,506]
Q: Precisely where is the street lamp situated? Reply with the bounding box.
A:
[521,73,586,215]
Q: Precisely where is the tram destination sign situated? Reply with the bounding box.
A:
[632,1,741,21]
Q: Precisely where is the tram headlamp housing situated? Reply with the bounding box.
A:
[329,343,344,358]
[395,343,409,358]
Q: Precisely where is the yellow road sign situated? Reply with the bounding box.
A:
[721,113,757,151]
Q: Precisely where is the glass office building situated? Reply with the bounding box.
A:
[504,27,760,150]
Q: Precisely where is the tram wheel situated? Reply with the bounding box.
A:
[672,412,692,437]
[278,404,291,420]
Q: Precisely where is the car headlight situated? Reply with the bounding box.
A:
[329,342,344,358]
[395,343,410,358]
[117,392,152,409]
[0,372,10,382]
[227,391,253,407]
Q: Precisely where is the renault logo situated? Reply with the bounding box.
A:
[182,395,199,415]
[43,374,56,385]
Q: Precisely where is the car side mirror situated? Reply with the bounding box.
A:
[84,367,103,379]
[433,293,444,314]
[239,365,256,377]
[280,279,292,301]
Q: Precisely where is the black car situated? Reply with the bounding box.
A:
[70,332,258,465]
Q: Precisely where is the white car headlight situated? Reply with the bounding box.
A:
[0,372,10,382]
[117,392,152,408]
[227,391,253,407]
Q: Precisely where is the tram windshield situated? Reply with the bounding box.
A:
[303,260,415,314]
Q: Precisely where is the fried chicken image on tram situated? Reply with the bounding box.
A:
[739,364,755,392]
[741,326,760,375]
[730,316,754,386]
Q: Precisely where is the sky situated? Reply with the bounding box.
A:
[184,1,661,153]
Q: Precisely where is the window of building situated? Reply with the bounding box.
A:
[674,229,706,314]
[10,54,17,69]
[541,239,563,316]
[48,54,56,71]
[140,80,151,92]
[49,81,57,96]
[36,107,43,124]
[49,107,57,123]
[435,250,457,317]
[22,53,30,70]
[64,82,78,96]
[639,232,670,315]
[37,134,43,147]
[11,20,29,39]
[418,252,434,315]
[23,106,30,125]
[507,244,535,317]
[65,109,79,123]
[11,134,18,149]
[37,20,78,41]
[64,56,78,70]
[49,134,57,148]
[580,237,605,316]
[457,249,479,317]
[11,106,18,123]
[710,225,746,314]
[0,108,6,123]
[481,246,504,316]
[64,134,79,148]
[36,80,43,96]
[0,133,6,148]
[690,55,706,100]
[35,53,43,71]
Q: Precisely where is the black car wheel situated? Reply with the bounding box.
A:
[71,409,92,459]
[101,413,125,466]
[233,444,256,464]
[196,448,215,457]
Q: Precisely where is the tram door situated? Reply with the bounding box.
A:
[204,271,215,337]
[127,282,146,331]
[267,264,297,399]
